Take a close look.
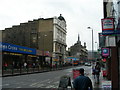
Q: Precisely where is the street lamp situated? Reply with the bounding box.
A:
[95,42,99,51]
[87,27,94,61]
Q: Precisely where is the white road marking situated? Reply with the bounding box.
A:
[16,87,21,88]
[53,81,59,84]
[29,82,38,87]
[2,84,10,86]
[39,79,50,83]
[36,84,44,88]
[30,79,50,87]
[46,85,56,88]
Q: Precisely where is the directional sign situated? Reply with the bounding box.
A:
[102,48,109,57]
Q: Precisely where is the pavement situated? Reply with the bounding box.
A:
[89,70,112,90]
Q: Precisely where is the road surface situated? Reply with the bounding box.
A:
[2,65,92,89]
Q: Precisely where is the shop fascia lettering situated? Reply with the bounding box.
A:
[1,44,18,51]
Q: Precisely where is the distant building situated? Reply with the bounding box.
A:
[87,50,101,61]
[69,34,88,62]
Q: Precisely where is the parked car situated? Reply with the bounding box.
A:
[84,62,88,66]
[87,63,91,66]
[84,62,91,66]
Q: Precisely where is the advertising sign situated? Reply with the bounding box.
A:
[101,18,114,35]
[102,81,111,89]
[73,69,80,79]
[36,50,42,55]
[0,42,36,55]
[102,48,109,57]
[45,51,50,56]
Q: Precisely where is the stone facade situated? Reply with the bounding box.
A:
[2,14,67,66]
[69,34,88,62]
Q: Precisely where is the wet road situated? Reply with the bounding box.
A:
[2,65,92,89]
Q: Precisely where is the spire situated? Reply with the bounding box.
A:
[78,34,80,41]
[77,34,81,44]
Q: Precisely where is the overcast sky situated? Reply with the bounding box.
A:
[0,0,103,50]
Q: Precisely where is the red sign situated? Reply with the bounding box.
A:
[101,18,114,30]
[73,69,80,79]
[102,58,106,62]
[101,18,114,35]
[45,51,50,56]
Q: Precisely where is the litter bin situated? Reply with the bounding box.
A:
[58,75,72,89]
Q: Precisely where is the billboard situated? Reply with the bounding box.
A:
[73,69,80,79]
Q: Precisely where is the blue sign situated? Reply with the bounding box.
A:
[102,48,109,57]
[66,57,78,61]
[102,30,115,35]
[0,42,36,55]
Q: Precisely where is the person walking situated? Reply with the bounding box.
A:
[92,65,96,79]
[73,68,93,90]
[95,62,101,84]
[24,62,27,70]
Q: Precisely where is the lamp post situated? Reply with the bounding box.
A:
[43,34,47,69]
[95,42,99,51]
[95,41,101,60]
[87,27,94,61]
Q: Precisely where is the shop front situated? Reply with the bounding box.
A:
[1,42,37,75]
[36,50,52,69]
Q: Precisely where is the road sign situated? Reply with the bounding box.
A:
[101,18,114,35]
[102,48,110,57]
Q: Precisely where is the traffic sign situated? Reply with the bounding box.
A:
[102,48,110,57]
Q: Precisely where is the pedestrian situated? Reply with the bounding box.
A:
[32,63,35,68]
[24,62,27,70]
[92,65,96,79]
[95,62,101,84]
[73,68,93,90]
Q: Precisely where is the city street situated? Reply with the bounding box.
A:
[2,65,93,89]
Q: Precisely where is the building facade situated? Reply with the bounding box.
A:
[101,1,120,89]
[2,14,67,67]
[69,34,88,63]
[87,51,101,61]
